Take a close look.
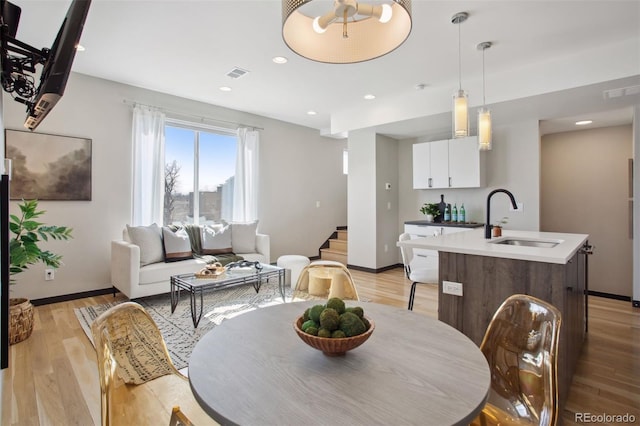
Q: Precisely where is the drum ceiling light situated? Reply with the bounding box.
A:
[282,0,412,64]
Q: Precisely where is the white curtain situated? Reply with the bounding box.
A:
[233,128,259,222]
[132,105,166,226]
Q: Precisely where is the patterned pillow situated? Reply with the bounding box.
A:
[126,224,164,266]
[201,224,233,255]
[231,221,258,253]
[162,227,192,262]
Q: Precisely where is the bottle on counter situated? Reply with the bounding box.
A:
[437,194,447,223]
[452,204,458,222]
[444,204,451,222]
[459,204,466,223]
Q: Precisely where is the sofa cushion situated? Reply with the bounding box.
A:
[126,224,164,266]
[162,227,193,262]
[201,224,233,255]
[231,221,258,253]
[138,258,208,286]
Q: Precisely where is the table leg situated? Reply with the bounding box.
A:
[252,277,261,293]
[279,269,285,302]
[189,288,204,328]
[170,277,180,313]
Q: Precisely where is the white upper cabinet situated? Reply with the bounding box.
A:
[412,142,431,188]
[448,136,483,188]
[412,136,485,189]
[430,140,449,188]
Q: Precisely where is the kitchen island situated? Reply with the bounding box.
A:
[398,228,590,407]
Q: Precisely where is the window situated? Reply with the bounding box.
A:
[163,121,237,226]
[343,149,348,175]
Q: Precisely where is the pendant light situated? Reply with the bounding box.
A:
[451,12,469,139]
[477,41,492,151]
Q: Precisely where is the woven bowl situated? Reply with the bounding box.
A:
[293,315,375,356]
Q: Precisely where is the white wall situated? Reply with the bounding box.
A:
[398,120,541,235]
[347,128,377,269]
[2,72,347,300]
[634,105,640,305]
[541,126,632,297]
[375,134,399,267]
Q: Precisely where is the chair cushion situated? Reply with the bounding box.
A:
[410,268,438,283]
[201,224,233,255]
[162,227,193,262]
[231,221,258,253]
[126,224,164,266]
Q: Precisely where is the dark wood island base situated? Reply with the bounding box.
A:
[438,250,587,409]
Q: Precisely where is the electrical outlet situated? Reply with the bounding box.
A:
[442,280,463,296]
[45,269,54,281]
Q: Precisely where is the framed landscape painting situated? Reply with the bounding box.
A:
[5,129,92,200]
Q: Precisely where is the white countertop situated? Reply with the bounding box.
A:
[398,228,589,264]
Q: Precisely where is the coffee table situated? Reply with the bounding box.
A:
[170,263,285,327]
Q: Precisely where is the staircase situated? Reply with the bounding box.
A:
[320,228,347,265]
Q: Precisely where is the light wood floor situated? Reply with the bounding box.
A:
[2,267,639,425]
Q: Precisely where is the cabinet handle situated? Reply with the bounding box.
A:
[448,177,452,187]
[428,177,433,188]
[416,254,428,258]
[416,234,428,238]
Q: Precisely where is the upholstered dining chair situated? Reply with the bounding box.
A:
[398,232,438,310]
[293,260,359,301]
[471,294,562,426]
[91,302,217,426]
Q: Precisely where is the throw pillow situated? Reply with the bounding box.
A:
[201,224,233,255]
[231,221,258,253]
[126,224,164,266]
[162,227,193,262]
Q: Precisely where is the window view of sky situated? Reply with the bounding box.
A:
[165,126,236,194]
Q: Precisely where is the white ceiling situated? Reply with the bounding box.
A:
[7,0,640,138]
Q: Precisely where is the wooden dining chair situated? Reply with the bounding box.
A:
[293,261,359,301]
[169,406,194,426]
[91,302,218,426]
[471,294,562,426]
[398,232,438,310]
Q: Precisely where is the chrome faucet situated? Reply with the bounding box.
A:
[485,189,518,239]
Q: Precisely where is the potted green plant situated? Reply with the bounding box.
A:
[420,203,440,222]
[9,199,73,344]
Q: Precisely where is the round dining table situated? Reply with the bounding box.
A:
[189,301,490,425]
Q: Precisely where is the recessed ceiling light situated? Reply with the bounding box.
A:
[219,86,232,92]
[307,110,317,115]
[272,56,288,64]
[364,94,376,100]
[575,120,593,126]
[75,44,85,51]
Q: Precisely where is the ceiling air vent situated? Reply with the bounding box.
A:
[226,67,250,79]
[603,85,640,99]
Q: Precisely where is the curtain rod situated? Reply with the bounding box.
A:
[122,99,264,131]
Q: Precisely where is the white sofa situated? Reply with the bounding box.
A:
[111,223,270,299]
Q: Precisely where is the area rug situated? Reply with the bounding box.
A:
[75,280,292,370]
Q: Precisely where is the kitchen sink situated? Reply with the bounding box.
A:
[489,237,562,248]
